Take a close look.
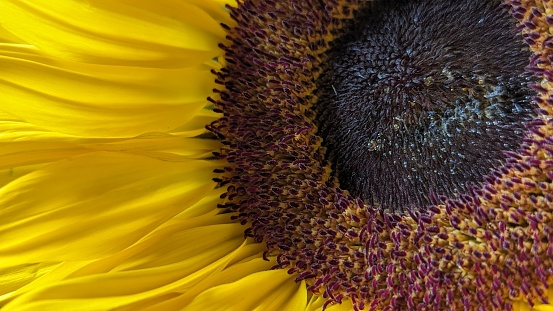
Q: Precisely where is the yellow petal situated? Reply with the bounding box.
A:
[0,112,92,189]
[156,243,268,309]
[0,44,217,137]
[2,225,248,311]
[0,263,59,300]
[0,261,90,306]
[182,269,307,311]
[83,134,222,161]
[0,0,226,67]
[1,199,230,304]
[0,115,220,191]
[186,0,236,28]
[0,43,42,62]
[173,187,226,219]
[0,122,88,186]
[124,244,266,310]
[172,109,223,138]
[0,152,218,263]
[0,25,24,44]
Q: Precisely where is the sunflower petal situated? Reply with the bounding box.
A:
[0,152,217,264]
[182,269,307,311]
[2,224,247,311]
[0,45,216,137]
[0,261,91,306]
[186,0,236,28]
[172,109,222,138]
[83,134,222,161]
[0,0,225,67]
[116,244,265,310]
[0,121,89,186]
[0,263,59,300]
[0,118,220,192]
[0,26,24,44]
[173,188,226,219]
[1,204,233,305]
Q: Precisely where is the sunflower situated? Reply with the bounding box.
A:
[0,0,552,310]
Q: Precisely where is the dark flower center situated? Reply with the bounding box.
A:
[316,0,535,211]
[209,0,553,309]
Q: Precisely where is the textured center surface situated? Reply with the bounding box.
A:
[212,0,553,308]
[316,0,534,211]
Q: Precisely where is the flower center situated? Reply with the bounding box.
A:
[209,0,553,310]
[316,0,534,212]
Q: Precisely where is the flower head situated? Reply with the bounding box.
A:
[0,0,552,310]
